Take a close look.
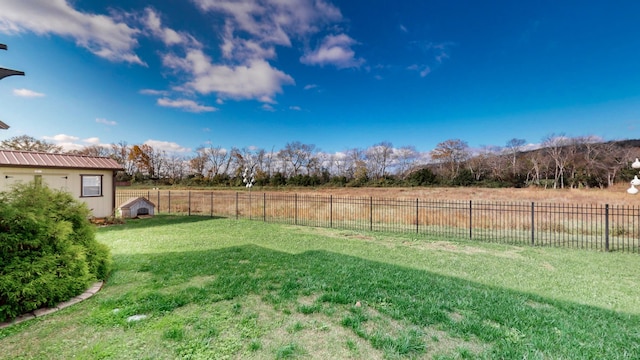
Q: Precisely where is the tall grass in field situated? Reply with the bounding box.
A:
[1,215,639,359]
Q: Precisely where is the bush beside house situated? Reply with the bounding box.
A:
[0,183,111,322]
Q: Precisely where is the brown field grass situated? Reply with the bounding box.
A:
[124,184,637,205]
[272,184,638,205]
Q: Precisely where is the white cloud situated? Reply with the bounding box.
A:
[204,0,343,63]
[1,0,360,106]
[289,106,301,111]
[192,0,342,49]
[96,118,117,126]
[139,89,169,96]
[82,137,101,144]
[43,134,79,143]
[300,34,364,69]
[403,41,455,78]
[184,0,349,101]
[157,97,217,113]
[144,139,190,153]
[261,104,276,112]
[0,0,144,64]
[41,133,82,151]
[304,84,318,90]
[12,88,45,97]
[142,7,200,48]
[165,49,294,102]
[408,64,431,78]
[40,133,111,151]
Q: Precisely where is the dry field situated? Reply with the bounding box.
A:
[255,184,638,205]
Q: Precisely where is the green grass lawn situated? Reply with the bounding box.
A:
[1,215,639,359]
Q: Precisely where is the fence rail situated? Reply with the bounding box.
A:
[116,190,640,253]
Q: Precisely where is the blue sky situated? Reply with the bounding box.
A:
[1,0,639,156]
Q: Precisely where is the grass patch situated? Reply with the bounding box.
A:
[1,215,639,359]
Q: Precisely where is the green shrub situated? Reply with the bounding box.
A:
[0,183,112,321]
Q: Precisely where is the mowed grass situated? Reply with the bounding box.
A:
[1,215,640,359]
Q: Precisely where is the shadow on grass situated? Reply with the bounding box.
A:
[102,245,640,359]
[96,215,225,233]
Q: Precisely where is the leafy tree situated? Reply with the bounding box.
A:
[407,168,437,186]
[0,135,62,153]
[128,144,165,179]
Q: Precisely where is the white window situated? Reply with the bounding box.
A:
[81,175,102,197]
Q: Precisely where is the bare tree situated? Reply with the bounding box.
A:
[543,134,571,189]
[165,153,187,182]
[109,141,135,176]
[0,135,62,153]
[189,147,209,177]
[468,146,500,181]
[365,141,394,180]
[69,144,110,157]
[278,141,316,177]
[600,142,633,187]
[394,145,419,178]
[505,138,526,177]
[430,139,470,180]
[206,144,231,178]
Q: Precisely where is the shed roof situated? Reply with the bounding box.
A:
[0,150,123,170]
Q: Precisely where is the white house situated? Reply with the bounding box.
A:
[0,150,123,218]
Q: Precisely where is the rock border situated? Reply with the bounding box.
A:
[0,281,103,329]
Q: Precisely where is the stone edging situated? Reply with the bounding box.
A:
[0,281,104,329]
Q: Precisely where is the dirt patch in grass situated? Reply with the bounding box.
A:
[158,275,217,295]
[243,295,384,359]
[541,262,556,271]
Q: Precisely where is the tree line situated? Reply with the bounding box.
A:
[1,134,638,189]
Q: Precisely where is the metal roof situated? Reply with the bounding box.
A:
[0,120,8,129]
[0,150,123,170]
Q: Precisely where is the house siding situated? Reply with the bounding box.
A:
[0,148,125,218]
[0,166,117,218]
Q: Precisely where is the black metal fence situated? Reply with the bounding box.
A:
[116,190,640,253]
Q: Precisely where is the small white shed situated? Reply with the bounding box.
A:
[117,197,156,218]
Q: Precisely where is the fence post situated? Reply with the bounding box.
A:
[330,195,333,228]
[168,190,171,214]
[605,204,609,252]
[295,193,298,225]
[416,198,419,233]
[531,202,535,246]
[236,192,239,220]
[263,193,266,222]
[157,190,160,213]
[188,191,191,216]
[370,197,373,231]
[210,192,213,217]
[469,200,472,239]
